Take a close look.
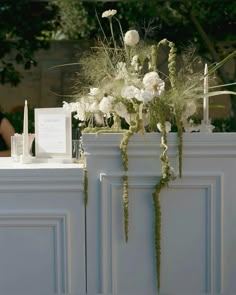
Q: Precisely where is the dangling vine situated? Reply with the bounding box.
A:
[150,40,177,293]
[152,123,175,293]
[120,109,142,242]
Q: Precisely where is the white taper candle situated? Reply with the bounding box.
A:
[203,63,209,124]
[23,100,29,156]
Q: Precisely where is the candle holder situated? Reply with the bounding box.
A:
[199,119,215,133]
[11,133,35,163]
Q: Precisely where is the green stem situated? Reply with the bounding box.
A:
[109,18,117,51]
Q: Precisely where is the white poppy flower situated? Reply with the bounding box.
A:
[135,89,154,103]
[102,9,117,18]
[121,85,140,100]
[124,30,140,46]
[157,121,172,133]
[99,95,115,113]
[143,71,165,95]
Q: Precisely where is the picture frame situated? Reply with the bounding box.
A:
[34,108,72,159]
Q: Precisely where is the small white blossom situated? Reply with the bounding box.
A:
[124,30,140,47]
[131,55,141,72]
[157,121,172,133]
[143,71,165,95]
[102,9,117,18]
[135,89,154,103]
[89,102,100,112]
[62,101,72,111]
[89,88,100,96]
[121,85,140,100]
[99,95,115,114]
[185,100,197,118]
[115,62,128,80]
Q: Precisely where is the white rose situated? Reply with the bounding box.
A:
[121,85,140,100]
[157,121,172,133]
[99,95,115,113]
[124,30,139,46]
[102,9,117,18]
[135,89,154,103]
[143,71,165,95]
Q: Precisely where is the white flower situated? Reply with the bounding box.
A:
[89,88,100,96]
[157,121,172,133]
[124,113,136,125]
[135,89,154,103]
[131,55,141,72]
[124,30,140,47]
[89,102,100,112]
[121,85,140,100]
[143,71,165,95]
[62,101,72,111]
[99,95,115,114]
[115,62,128,80]
[102,9,117,18]
[185,100,197,118]
[114,102,128,118]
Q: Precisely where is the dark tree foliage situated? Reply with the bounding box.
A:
[0,0,57,86]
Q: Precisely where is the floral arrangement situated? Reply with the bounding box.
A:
[63,9,236,293]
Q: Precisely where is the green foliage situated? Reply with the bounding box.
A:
[5,109,35,134]
[50,0,94,40]
[0,0,57,86]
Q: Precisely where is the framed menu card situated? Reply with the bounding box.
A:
[34,108,72,159]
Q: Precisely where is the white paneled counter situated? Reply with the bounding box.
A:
[0,158,85,295]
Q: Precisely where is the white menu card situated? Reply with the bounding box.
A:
[34,108,72,159]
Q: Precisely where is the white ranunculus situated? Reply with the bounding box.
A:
[143,71,165,95]
[157,121,172,133]
[102,9,117,18]
[99,95,115,114]
[114,102,128,118]
[121,85,140,100]
[135,89,154,103]
[124,30,140,47]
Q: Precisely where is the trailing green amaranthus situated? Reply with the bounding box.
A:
[120,110,142,242]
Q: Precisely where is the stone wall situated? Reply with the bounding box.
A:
[0,40,90,112]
